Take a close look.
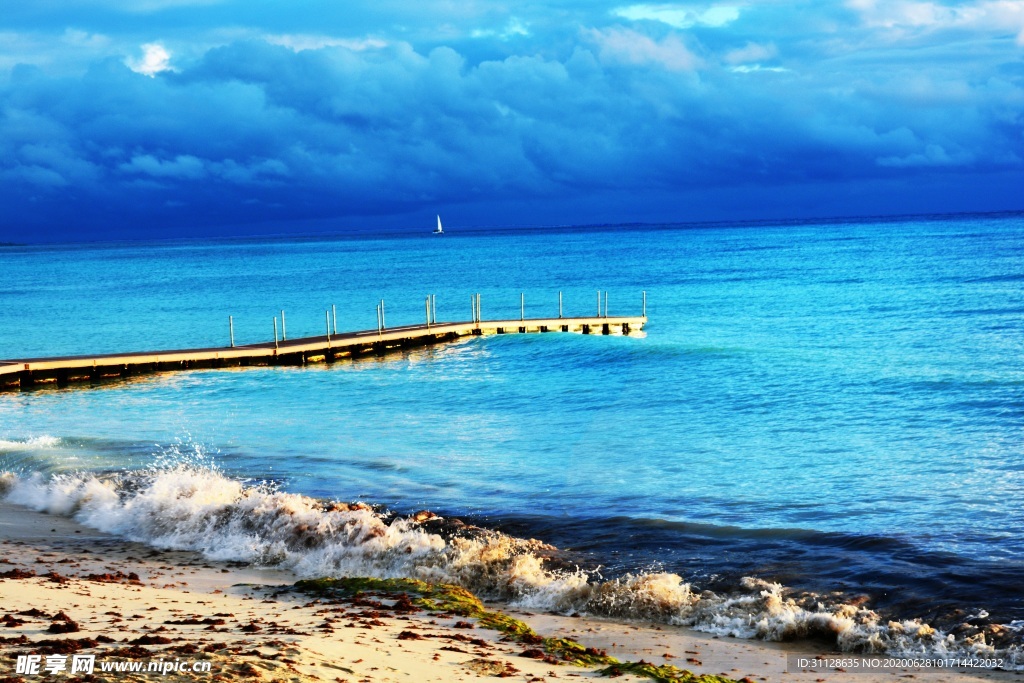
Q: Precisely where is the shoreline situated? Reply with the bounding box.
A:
[1,500,1018,682]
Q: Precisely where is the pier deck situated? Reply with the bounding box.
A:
[0,315,646,391]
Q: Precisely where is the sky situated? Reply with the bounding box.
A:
[1,1,1023,242]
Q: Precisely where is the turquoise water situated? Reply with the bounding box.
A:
[2,214,1024,637]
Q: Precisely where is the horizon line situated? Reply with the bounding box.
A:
[2,207,1022,248]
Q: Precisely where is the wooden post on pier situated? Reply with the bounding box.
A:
[520,293,525,321]
[431,295,436,324]
[332,305,337,335]
[273,317,279,349]
[425,297,431,329]
[604,291,609,318]
[380,300,386,330]
[376,304,382,336]
[642,290,647,318]
[281,310,287,341]
[229,316,235,348]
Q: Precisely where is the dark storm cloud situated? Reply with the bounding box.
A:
[1,0,1022,240]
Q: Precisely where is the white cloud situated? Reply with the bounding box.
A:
[613,4,742,29]
[586,26,702,71]
[471,18,530,40]
[729,64,789,73]
[877,143,973,167]
[120,154,205,178]
[846,0,1024,40]
[724,42,777,64]
[126,42,172,76]
[265,34,388,52]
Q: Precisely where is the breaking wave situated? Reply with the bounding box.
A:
[1,463,1021,666]
[0,435,61,451]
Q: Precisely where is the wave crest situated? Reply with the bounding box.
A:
[1,465,1020,666]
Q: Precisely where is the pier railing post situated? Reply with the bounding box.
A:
[380,299,386,330]
[604,291,608,318]
[281,310,287,341]
[642,290,647,318]
[476,293,481,324]
[425,297,431,329]
[229,316,235,348]
[431,294,436,324]
[376,304,382,336]
[273,317,279,349]
[332,304,337,335]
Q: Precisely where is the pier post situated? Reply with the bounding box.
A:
[476,293,481,324]
[431,294,436,324]
[642,290,647,318]
[377,304,382,336]
[326,310,332,348]
[273,317,279,349]
[380,300,386,330]
[604,291,609,318]
[281,310,287,341]
[229,316,235,348]
[332,305,337,335]
[425,297,431,329]
[521,293,524,321]
[559,291,562,319]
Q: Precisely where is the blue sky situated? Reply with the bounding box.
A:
[1,1,1022,241]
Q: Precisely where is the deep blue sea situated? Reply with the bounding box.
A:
[2,214,1023,655]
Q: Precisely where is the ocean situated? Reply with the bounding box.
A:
[2,213,1023,659]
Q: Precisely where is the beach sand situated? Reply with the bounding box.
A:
[0,501,1017,683]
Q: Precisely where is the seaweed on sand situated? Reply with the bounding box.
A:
[293,577,736,682]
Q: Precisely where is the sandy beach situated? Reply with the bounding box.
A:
[1,501,1018,683]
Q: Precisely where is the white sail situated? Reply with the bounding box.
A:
[434,215,444,234]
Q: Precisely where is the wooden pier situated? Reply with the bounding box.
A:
[0,314,646,391]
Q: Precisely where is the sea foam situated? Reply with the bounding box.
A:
[0,435,61,451]
[1,464,1020,667]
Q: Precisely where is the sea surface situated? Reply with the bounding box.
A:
[2,214,1023,658]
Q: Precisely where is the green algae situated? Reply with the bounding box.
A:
[292,577,737,683]
[597,661,738,683]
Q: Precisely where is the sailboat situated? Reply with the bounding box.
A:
[434,215,444,235]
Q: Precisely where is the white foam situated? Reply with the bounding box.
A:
[0,435,61,451]
[1,465,1021,667]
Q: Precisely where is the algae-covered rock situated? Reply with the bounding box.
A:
[597,661,738,683]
